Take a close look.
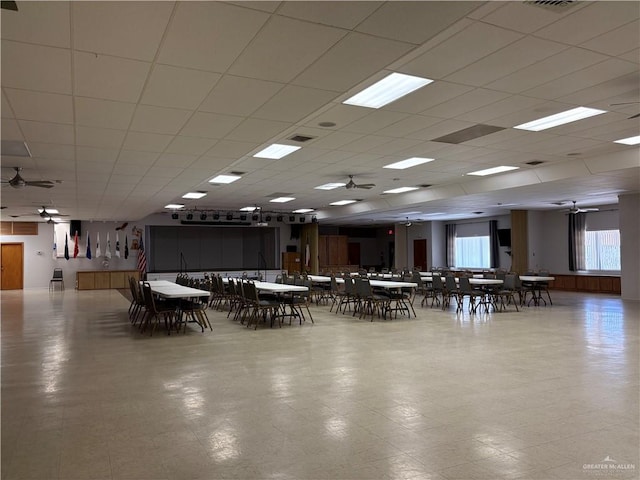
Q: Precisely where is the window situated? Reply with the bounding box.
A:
[585,229,620,271]
[455,236,490,269]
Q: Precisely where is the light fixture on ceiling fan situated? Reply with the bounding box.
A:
[1,167,55,189]
[345,175,375,190]
[609,101,640,119]
[564,201,599,214]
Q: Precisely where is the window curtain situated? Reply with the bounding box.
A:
[489,220,499,268]
[568,212,586,271]
[445,224,456,267]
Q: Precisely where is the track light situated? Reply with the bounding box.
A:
[266,215,272,222]
[213,213,220,220]
[240,214,247,221]
[289,215,295,222]
[200,212,207,220]
[186,212,193,220]
[171,213,179,220]
[299,216,305,223]
[252,214,259,221]
[226,213,233,221]
[276,215,282,222]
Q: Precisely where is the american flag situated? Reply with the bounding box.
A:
[137,236,147,278]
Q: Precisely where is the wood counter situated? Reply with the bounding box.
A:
[76,270,140,290]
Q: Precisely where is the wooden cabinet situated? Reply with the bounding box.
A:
[549,274,620,294]
[318,235,348,268]
[281,252,300,274]
[76,270,140,290]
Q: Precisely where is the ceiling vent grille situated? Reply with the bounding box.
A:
[524,0,578,11]
[525,160,545,166]
[289,134,315,143]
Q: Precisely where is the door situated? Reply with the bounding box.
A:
[347,242,360,266]
[413,239,427,271]
[1,243,24,290]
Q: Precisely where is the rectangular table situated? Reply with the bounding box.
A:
[519,276,555,306]
[143,280,212,332]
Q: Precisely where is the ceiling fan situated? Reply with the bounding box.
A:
[609,101,640,119]
[1,167,55,189]
[565,201,599,214]
[345,175,375,190]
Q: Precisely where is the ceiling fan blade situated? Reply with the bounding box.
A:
[610,101,640,105]
[628,113,640,119]
[355,184,375,189]
[24,181,55,188]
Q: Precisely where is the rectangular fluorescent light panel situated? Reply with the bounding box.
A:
[383,187,419,194]
[165,204,185,209]
[315,182,346,190]
[514,107,606,131]
[253,144,301,159]
[269,197,295,203]
[293,208,314,214]
[614,135,640,145]
[182,192,207,199]
[209,174,241,184]
[467,166,519,176]
[343,72,433,109]
[240,206,257,211]
[384,157,434,170]
[330,200,357,206]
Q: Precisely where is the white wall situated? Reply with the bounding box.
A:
[619,194,640,301]
[528,210,544,273]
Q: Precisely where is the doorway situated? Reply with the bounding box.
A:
[1,243,24,290]
[413,239,427,271]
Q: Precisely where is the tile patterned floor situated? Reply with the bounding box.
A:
[1,288,638,480]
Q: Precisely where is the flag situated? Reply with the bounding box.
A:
[64,234,69,260]
[124,235,129,259]
[105,232,112,259]
[73,231,79,258]
[115,232,121,258]
[137,236,147,278]
[96,232,101,258]
[52,229,57,259]
[86,232,92,260]
[305,240,310,268]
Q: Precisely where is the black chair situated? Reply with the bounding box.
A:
[49,268,64,291]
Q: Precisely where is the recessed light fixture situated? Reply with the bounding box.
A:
[253,144,301,159]
[614,135,640,145]
[467,166,519,176]
[165,204,185,209]
[514,107,607,131]
[270,197,295,203]
[186,212,194,220]
[383,157,434,170]
[38,208,59,214]
[383,187,419,194]
[182,191,207,199]
[330,200,357,206]
[240,206,257,212]
[315,182,346,190]
[293,208,314,213]
[209,174,241,184]
[200,213,207,220]
[343,72,434,109]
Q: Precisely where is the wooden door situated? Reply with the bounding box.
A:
[1,243,24,290]
[348,242,360,267]
[413,239,427,271]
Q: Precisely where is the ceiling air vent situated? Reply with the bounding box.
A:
[229,171,245,175]
[432,125,505,144]
[1,1,18,11]
[525,160,545,166]
[289,134,315,143]
[524,0,578,11]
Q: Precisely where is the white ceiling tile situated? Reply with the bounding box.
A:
[373,115,442,138]
[304,104,371,129]
[225,118,292,143]
[580,20,640,56]
[620,48,640,64]
[122,132,173,152]
[34,156,76,171]
[77,160,113,173]
[524,58,639,100]
[5,89,73,124]
[199,75,283,117]
[117,150,159,166]
[557,72,640,107]
[277,2,381,29]
[204,140,257,159]
[485,47,608,94]
[154,153,198,169]
[75,126,126,149]
[130,105,192,135]
[28,142,75,161]
[165,136,218,156]
[293,33,414,92]
[74,51,151,103]
[225,2,281,13]
[445,36,568,87]
[405,119,476,142]
[356,2,482,45]
[341,135,394,153]
[76,146,119,163]
[228,15,346,83]
[422,88,511,120]
[1,118,23,140]
[252,85,338,123]
[1,41,72,94]
[385,82,475,115]
[179,112,244,139]
[1,1,70,47]
[374,138,426,156]
[74,97,135,130]
[307,131,364,150]
[343,110,409,135]
[113,161,148,175]
[73,1,173,61]
[18,120,74,145]
[535,2,640,45]
[158,2,269,72]
[399,23,523,79]
[1,91,14,118]
[188,156,234,171]
[480,2,585,34]
[141,64,221,110]
[146,166,186,178]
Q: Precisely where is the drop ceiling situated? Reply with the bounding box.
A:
[1,1,638,224]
